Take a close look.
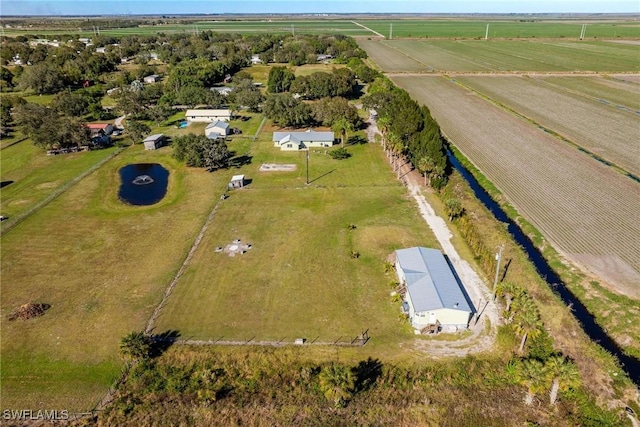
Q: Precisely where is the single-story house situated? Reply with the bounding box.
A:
[143,134,165,150]
[395,247,474,333]
[185,109,233,123]
[228,174,245,189]
[204,120,230,140]
[143,74,160,84]
[272,130,334,151]
[251,54,262,65]
[86,123,114,138]
[211,86,233,96]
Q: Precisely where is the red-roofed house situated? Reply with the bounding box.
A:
[86,123,114,138]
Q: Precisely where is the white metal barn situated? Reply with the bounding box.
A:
[395,247,474,332]
[185,109,232,123]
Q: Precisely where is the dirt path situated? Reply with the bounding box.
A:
[366,118,501,357]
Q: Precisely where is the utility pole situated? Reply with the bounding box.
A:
[389,23,393,40]
[292,25,295,36]
[492,244,504,299]
[485,23,489,40]
[305,149,310,185]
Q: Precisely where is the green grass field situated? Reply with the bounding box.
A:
[359,19,640,39]
[0,117,445,410]
[155,132,440,352]
[0,141,119,229]
[5,18,638,39]
[0,144,226,411]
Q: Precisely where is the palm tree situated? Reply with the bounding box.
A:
[508,292,537,325]
[495,281,523,317]
[515,358,546,405]
[513,307,544,354]
[318,364,355,408]
[387,134,405,177]
[376,116,391,150]
[119,331,153,361]
[444,198,464,221]
[332,118,354,148]
[544,356,581,405]
[417,156,435,186]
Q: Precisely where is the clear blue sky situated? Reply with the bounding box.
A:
[1,0,638,16]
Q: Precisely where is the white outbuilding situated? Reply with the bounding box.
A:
[204,120,230,140]
[185,109,232,123]
[395,247,474,333]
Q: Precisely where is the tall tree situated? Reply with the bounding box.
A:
[126,120,151,144]
[495,281,523,317]
[515,358,546,406]
[417,156,435,186]
[444,198,464,221]
[267,66,295,93]
[544,356,580,406]
[332,117,354,147]
[119,331,153,362]
[318,364,355,408]
[513,306,543,354]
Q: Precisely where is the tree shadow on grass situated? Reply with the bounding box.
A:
[228,154,253,168]
[151,330,181,358]
[352,357,383,393]
[347,135,368,146]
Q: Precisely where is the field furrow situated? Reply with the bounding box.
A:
[391,75,640,296]
[455,75,640,176]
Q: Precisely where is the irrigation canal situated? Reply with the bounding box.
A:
[448,151,640,387]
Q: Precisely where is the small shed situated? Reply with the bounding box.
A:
[143,134,165,150]
[228,174,245,189]
[143,74,160,84]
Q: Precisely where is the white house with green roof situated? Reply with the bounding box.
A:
[395,247,474,332]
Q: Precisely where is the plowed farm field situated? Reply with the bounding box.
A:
[454,75,640,176]
[391,75,640,297]
[359,39,640,72]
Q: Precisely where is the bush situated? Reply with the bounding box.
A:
[329,147,351,160]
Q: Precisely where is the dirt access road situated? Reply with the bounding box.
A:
[366,118,501,357]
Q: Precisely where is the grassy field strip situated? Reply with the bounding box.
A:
[391,75,640,297]
[536,75,640,111]
[360,20,640,39]
[2,20,370,37]
[0,147,225,411]
[0,143,122,232]
[454,75,640,177]
[144,182,227,335]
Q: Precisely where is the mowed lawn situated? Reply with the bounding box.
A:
[155,132,441,351]
[0,141,119,228]
[0,145,229,411]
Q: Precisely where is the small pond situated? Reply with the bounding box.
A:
[118,163,169,206]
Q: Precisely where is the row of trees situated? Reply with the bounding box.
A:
[363,77,448,190]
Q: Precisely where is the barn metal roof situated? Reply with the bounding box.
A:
[395,247,473,313]
[272,130,334,143]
